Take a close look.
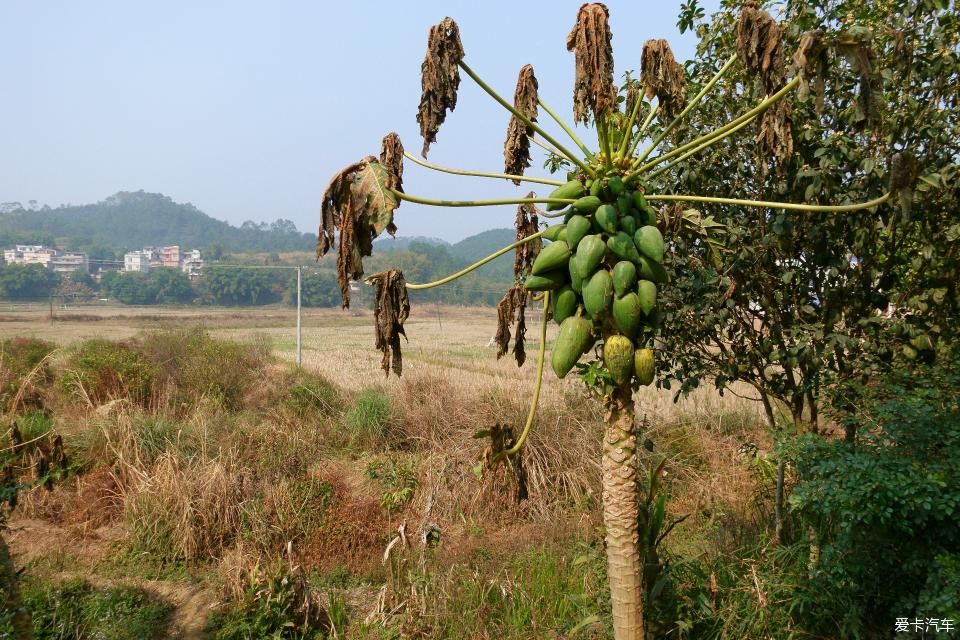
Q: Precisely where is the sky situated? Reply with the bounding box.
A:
[1,1,721,243]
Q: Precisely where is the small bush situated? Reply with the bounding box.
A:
[285,378,341,418]
[0,337,56,412]
[59,339,158,406]
[240,478,333,554]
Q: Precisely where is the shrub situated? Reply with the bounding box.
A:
[59,339,158,406]
[788,346,960,635]
[0,337,56,412]
[285,378,341,418]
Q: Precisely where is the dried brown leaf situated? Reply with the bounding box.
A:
[641,40,687,121]
[889,152,919,219]
[495,285,529,367]
[566,3,615,125]
[736,1,785,94]
[504,65,539,184]
[318,158,400,308]
[791,30,827,111]
[417,17,464,157]
[366,269,410,377]
[513,195,542,278]
[380,132,404,195]
[757,99,793,166]
[478,423,528,503]
[835,27,882,129]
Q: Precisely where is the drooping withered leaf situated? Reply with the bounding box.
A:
[504,65,539,185]
[495,285,529,367]
[736,1,792,166]
[641,39,686,122]
[417,17,464,157]
[834,26,882,130]
[625,80,641,121]
[889,151,920,219]
[513,196,542,278]
[317,158,400,308]
[380,132,404,198]
[791,30,827,111]
[736,0,784,94]
[566,3,615,125]
[365,269,410,377]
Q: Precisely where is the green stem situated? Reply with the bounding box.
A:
[405,230,545,290]
[538,98,595,161]
[644,192,891,212]
[502,289,550,456]
[624,103,660,161]
[626,76,801,182]
[645,113,755,182]
[403,151,563,187]
[597,114,614,169]
[394,190,574,209]
[634,53,739,165]
[616,88,647,161]
[530,135,570,161]
[459,60,595,177]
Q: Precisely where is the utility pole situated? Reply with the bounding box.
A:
[296,265,302,368]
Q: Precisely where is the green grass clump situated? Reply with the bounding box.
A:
[345,390,392,447]
[0,337,56,412]
[19,577,172,640]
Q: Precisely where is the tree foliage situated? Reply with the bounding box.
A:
[656,0,960,428]
[0,264,60,300]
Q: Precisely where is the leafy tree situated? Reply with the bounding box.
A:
[316,5,892,638]
[201,266,282,306]
[284,270,340,308]
[101,271,154,305]
[150,268,194,304]
[657,0,958,436]
[0,265,60,300]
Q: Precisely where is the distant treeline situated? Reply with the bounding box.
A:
[0,239,518,308]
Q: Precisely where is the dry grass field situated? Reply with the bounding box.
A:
[1,301,775,639]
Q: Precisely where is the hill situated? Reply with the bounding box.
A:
[0,191,315,254]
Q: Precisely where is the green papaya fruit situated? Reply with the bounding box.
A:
[568,254,584,294]
[589,178,603,198]
[616,194,632,216]
[604,335,634,384]
[548,180,585,211]
[582,270,614,320]
[612,261,637,297]
[634,226,665,263]
[565,215,592,250]
[636,280,657,315]
[523,270,565,291]
[612,293,643,338]
[531,240,571,275]
[551,315,595,378]
[552,285,578,325]
[608,175,626,196]
[620,215,637,236]
[637,256,669,284]
[542,224,565,242]
[632,191,648,211]
[572,195,602,213]
[633,207,655,227]
[634,348,655,385]
[594,204,619,234]
[607,232,642,263]
[558,227,567,243]
[576,235,606,276]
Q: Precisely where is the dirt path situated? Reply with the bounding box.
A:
[7,517,220,639]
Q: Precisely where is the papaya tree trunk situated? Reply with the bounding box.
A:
[0,531,32,639]
[603,386,644,640]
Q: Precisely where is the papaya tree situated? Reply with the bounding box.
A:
[317,5,898,638]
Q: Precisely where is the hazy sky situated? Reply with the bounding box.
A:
[1,1,720,242]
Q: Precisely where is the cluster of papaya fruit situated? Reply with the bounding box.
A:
[524,174,663,387]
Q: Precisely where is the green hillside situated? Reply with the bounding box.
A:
[0,191,315,254]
